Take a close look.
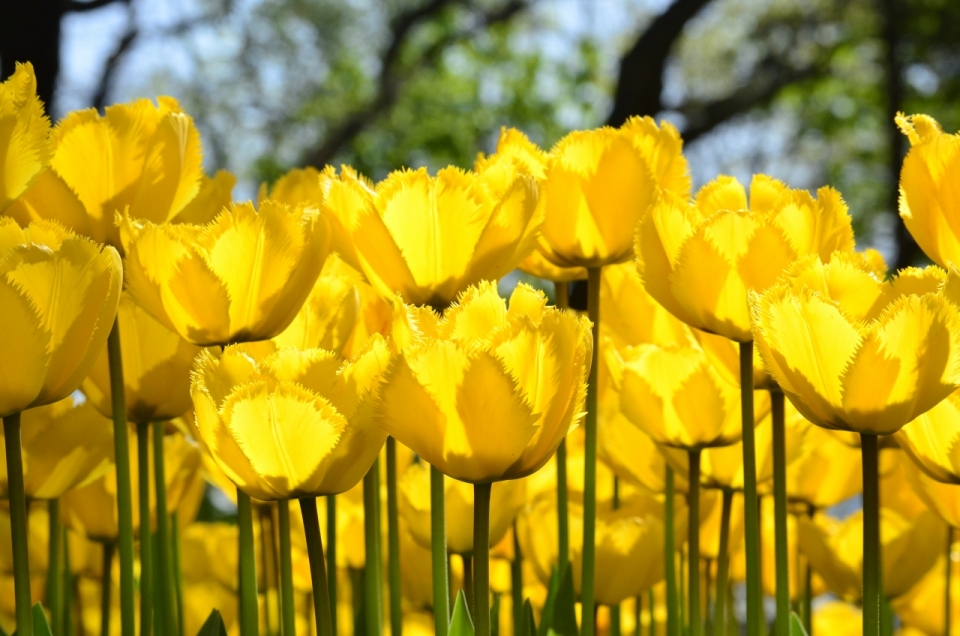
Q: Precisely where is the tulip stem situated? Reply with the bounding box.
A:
[687,450,701,636]
[260,508,274,636]
[387,438,403,636]
[172,512,185,636]
[770,390,790,636]
[738,342,761,636]
[238,488,260,636]
[47,498,63,636]
[431,464,450,636]
[511,522,523,632]
[557,438,570,572]
[611,476,621,636]
[106,320,137,636]
[152,421,176,636]
[648,588,655,636]
[665,465,680,636]
[101,542,115,636]
[713,489,733,636]
[63,524,73,636]
[474,483,492,636]
[861,433,880,636]
[326,495,338,636]
[3,413,32,635]
[363,458,383,636]
[582,266,602,636]
[278,500,297,636]
[136,422,154,636]
[947,527,954,636]
[300,497,335,636]
[803,503,813,635]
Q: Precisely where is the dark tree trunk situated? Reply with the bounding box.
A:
[0,0,63,109]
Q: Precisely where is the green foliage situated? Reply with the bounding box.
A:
[789,612,809,636]
[517,600,537,636]
[196,609,229,636]
[537,564,579,636]
[31,604,52,636]
[491,593,501,636]
[450,590,475,636]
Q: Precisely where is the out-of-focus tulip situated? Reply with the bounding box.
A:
[0,506,49,578]
[812,601,861,636]
[259,166,324,208]
[0,395,113,499]
[526,427,625,505]
[83,294,204,423]
[757,497,825,601]
[901,454,960,527]
[191,340,391,500]
[797,507,945,601]
[750,253,960,435]
[179,522,240,636]
[536,117,690,268]
[0,63,50,212]
[323,161,540,309]
[0,218,121,417]
[699,490,744,560]
[896,389,960,484]
[695,330,774,390]
[892,552,960,636]
[601,261,691,350]
[400,521,434,610]
[787,425,862,509]
[518,250,587,283]
[896,113,960,268]
[637,175,855,342]
[377,282,591,483]
[121,200,330,346]
[398,461,525,554]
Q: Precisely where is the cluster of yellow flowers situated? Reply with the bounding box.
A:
[3,55,960,636]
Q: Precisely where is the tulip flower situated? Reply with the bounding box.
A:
[896,388,960,484]
[812,602,862,636]
[902,452,960,528]
[896,113,960,268]
[259,166,324,208]
[787,425,862,510]
[122,200,330,347]
[398,462,525,554]
[0,63,50,213]
[892,551,960,636]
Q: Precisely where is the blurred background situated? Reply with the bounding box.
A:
[3,0,959,269]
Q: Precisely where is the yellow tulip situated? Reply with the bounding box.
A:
[377,282,591,483]
[190,339,392,500]
[0,505,50,576]
[901,454,960,528]
[182,521,239,591]
[0,63,50,212]
[323,161,540,309]
[518,250,587,283]
[259,166,324,208]
[0,395,113,499]
[537,117,690,268]
[398,461,525,554]
[82,294,205,423]
[699,490,744,560]
[171,169,236,225]
[812,601,862,636]
[892,552,959,636]
[637,175,855,342]
[399,521,434,610]
[787,425,862,510]
[121,200,330,346]
[750,252,960,435]
[797,506,945,601]
[601,261,691,350]
[526,427,625,506]
[896,388,960,484]
[757,497,824,601]
[896,113,960,268]
[0,218,121,417]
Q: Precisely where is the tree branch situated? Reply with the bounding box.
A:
[62,0,126,13]
[92,23,138,110]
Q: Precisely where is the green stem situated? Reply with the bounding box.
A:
[363,459,383,636]
[474,483,492,636]
[634,595,641,636]
[582,266,602,636]
[610,476,621,636]
[713,490,733,636]
[770,391,790,636]
[3,413,32,634]
[326,495,338,636]
[649,588,656,636]
[803,504,813,636]
[153,421,175,636]
[172,512,185,636]
[511,522,523,633]
[300,497,334,636]
[136,422,153,636]
[387,438,402,636]
[238,488,260,636]
[431,464,450,636]
[350,568,365,635]
[557,438,570,573]
[106,320,136,636]
[665,465,679,636]
[63,524,73,636]
[463,556,474,616]
[48,498,63,636]
[739,342,761,636]
[861,433,880,636]
[260,507,274,636]
[100,542,115,636]
[688,450,701,636]
[278,500,297,636]
[947,527,954,636]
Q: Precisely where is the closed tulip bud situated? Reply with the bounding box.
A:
[896,388,960,484]
[896,113,960,268]
[797,506,945,601]
[0,63,50,212]
[191,338,392,500]
[324,161,541,309]
[0,395,113,499]
[787,425,862,509]
[398,461,525,554]
[0,218,121,417]
[750,252,960,435]
[377,282,591,483]
[637,175,855,342]
[538,117,690,268]
[82,294,205,423]
[121,200,330,346]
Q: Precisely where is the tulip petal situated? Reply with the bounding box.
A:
[0,62,50,211]
[4,169,91,239]
[693,175,747,216]
[0,275,49,417]
[172,169,235,225]
[130,112,203,223]
[796,515,861,601]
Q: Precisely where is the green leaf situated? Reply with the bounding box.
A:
[491,593,501,636]
[519,600,537,636]
[538,564,578,636]
[196,609,229,636]
[32,604,52,636]
[450,590,475,636]
[789,612,809,636]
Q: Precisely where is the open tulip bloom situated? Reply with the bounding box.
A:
[750,252,960,634]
